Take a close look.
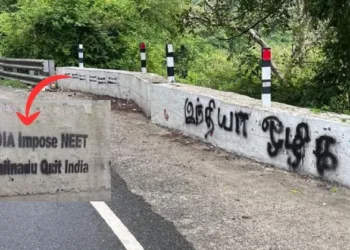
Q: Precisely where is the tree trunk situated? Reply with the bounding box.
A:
[248,28,285,84]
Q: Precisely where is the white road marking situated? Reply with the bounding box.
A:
[91,201,144,250]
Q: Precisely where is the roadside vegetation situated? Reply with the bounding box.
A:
[0,0,349,114]
[0,79,28,89]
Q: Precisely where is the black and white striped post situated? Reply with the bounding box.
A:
[78,44,84,68]
[261,47,271,107]
[166,44,175,83]
[140,42,147,73]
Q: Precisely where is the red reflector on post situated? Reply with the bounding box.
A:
[140,42,146,50]
[262,48,271,61]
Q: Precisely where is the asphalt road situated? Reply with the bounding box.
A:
[0,171,193,250]
[0,86,350,250]
[0,201,125,250]
[0,87,193,250]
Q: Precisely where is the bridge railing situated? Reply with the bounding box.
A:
[0,58,55,85]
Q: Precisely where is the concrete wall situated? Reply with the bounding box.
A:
[57,67,350,187]
[56,67,166,117]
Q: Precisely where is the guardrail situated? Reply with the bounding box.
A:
[0,58,55,85]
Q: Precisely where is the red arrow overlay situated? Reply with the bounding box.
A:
[17,75,71,126]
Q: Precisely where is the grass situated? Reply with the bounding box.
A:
[0,79,29,89]
[310,108,322,114]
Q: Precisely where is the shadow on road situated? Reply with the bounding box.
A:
[108,170,195,250]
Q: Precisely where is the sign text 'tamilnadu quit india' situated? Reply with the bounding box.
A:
[0,132,90,175]
[0,100,111,202]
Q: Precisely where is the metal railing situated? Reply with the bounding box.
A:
[0,58,55,85]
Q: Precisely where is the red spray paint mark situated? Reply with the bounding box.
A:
[164,109,169,121]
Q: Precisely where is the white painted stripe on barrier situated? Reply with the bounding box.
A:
[141,68,147,73]
[167,57,174,67]
[167,44,174,53]
[262,67,271,80]
[141,53,146,60]
[78,44,84,68]
[91,201,144,250]
[262,81,271,87]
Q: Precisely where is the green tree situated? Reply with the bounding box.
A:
[0,0,18,13]
[0,0,188,72]
[304,0,350,112]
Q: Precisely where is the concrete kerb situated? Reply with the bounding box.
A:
[56,67,350,187]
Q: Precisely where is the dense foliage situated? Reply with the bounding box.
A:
[0,0,349,113]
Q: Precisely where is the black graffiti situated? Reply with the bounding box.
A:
[184,98,203,125]
[262,116,284,157]
[235,112,249,138]
[196,99,204,125]
[204,100,216,138]
[185,98,250,139]
[218,108,233,132]
[184,98,195,124]
[97,77,106,84]
[108,77,118,84]
[89,76,97,82]
[313,136,338,175]
[262,116,311,169]
[285,123,311,169]
[41,159,62,175]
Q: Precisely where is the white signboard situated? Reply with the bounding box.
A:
[0,100,111,201]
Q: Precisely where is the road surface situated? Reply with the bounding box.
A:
[0,85,349,250]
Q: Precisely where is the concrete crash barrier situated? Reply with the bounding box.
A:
[56,67,166,117]
[151,83,350,186]
[56,67,350,187]
[0,100,111,201]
